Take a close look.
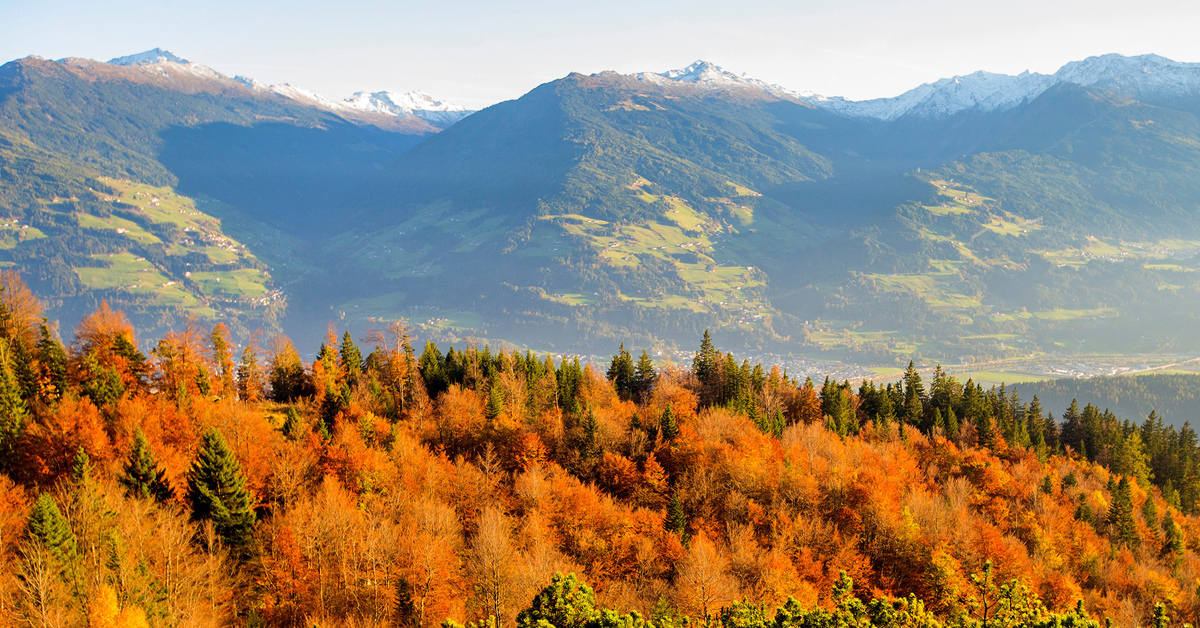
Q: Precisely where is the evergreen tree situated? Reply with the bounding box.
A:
[976,413,996,449]
[112,333,148,389]
[693,330,717,387]
[606,343,635,400]
[486,379,504,422]
[339,331,363,389]
[26,493,76,566]
[633,350,657,402]
[665,492,686,537]
[418,341,448,398]
[186,429,257,558]
[281,406,303,441]
[875,388,895,430]
[1107,476,1139,549]
[660,403,679,442]
[581,407,599,459]
[1162,509,1185,557]
[119,429,174,503]
[945,405,959,439]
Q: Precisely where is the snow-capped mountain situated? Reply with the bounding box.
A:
[340,90,469,127]
[811,71,1056,120]
[813,53,1200,120]
[108,48,189,66]
[631,60,816,102]
[100,49,473,128]
[642,54,1200,121]
[1055,53,1200,97]
[234,78,472,128]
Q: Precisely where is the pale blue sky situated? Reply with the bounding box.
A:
[4,0,1200,109]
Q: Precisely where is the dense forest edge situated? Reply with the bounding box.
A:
[0,267,1196,627]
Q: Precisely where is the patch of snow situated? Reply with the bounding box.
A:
[812,53,1200,120]
[629,60,816,102]
[108,48,189,66]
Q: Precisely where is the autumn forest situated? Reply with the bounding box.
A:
[0,268,1194,628]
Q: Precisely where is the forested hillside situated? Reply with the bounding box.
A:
[1014,373,1200,429]
[0,269,1196,627]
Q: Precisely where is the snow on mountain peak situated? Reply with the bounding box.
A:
[235,77,471,127]
[813,53,1200,120]
[108,48,189,66]
[630,60,815,102]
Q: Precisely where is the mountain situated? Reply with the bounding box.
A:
[8,49,1200,363]
[810,53,1200,120]
[0,51,440,338]
[235,75,473,129]
[107,47,189,65]
[630,60,817,102]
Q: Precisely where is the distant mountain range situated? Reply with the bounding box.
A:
[104,48,474,129]
[635,54,1200,120]
[6,48,1200,362]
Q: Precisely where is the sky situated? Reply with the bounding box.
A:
[4,0,1200,109]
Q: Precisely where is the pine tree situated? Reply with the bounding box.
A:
[606,343,635,400]
[1162,509,1185,557]
[581,407,599,459]
[633,350,657,402]
[119,429,174,503]
[977,413,995,449]
[339,331,362,389]
[875,389,894,430]
[1106,476,1139,549]
[660,403,679,442]
[945,405,959,439]
[186,429,257,558]
[282,406,303,441]
[486,379,504,422]
[26,493,76,565]
[665,492,686,536]
[693,330,717,386]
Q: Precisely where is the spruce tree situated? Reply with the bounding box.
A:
[281,406,303,441]
[606,343,635,400]
[660,403,679,442]
[339,331,362,389]
[26,493,76,566]
[692,330,717,386]
[1163,509,1185,557]
[1107,476,1139,549]
[665,492,686,537]
[119,429,174,503]
[945,405,959,439]
[875,390,894,430]
[486,379,504,422]
[581,407,599,459]
[633,350,657,402]
[186,429,257,558]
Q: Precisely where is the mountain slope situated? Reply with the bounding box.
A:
[0,53,435,337]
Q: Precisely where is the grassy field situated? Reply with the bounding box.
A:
[963,370,1054,386]
[65,179,275,317]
